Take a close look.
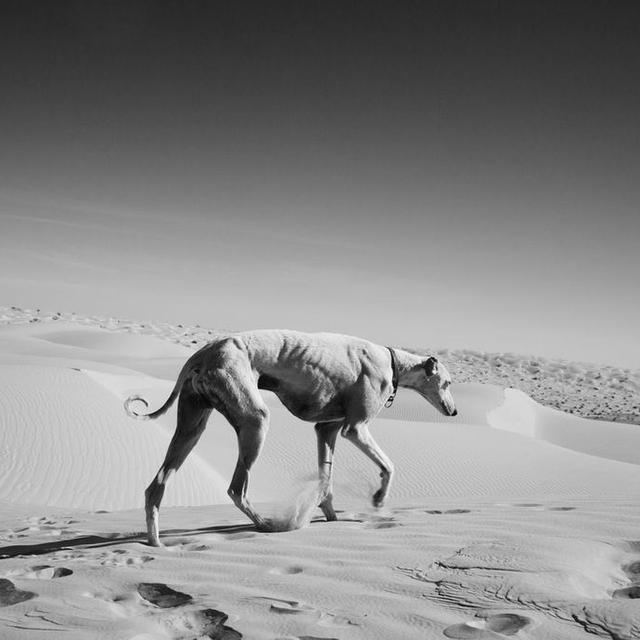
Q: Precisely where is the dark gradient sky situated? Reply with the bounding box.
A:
[1,1,639,366]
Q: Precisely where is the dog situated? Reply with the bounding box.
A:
[125,330,457,546]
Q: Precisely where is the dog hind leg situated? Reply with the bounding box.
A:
[225,406,271,530]
[315,421,341,521]
[145,387,212,546]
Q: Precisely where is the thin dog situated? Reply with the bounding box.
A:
[125,330,457,546]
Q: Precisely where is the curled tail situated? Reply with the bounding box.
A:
[124,394,149,420]
[124,394,154,420]
[124,349,203,421]
[124,390,179,421]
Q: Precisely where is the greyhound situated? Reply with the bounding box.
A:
[124,330,457,546]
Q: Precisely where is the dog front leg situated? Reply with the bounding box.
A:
[343,422,395,508]
[315,421,341,521]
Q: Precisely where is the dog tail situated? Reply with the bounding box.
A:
[124,388,181,421]
[124,394,157,420]
[124,350,202,421]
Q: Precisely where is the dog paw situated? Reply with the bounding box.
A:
[372,490,386,508]
[255,518,276,533]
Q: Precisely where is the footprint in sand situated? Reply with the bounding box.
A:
[275,637,339,640]
[503,503,575,512]
[50,549,86,561]
[98,549,155,567]
[364,520,400,530]
[613,585,640,599]
[443,612,531,638]
[27,516,56,526]
[23,516,73,537]
[262,597,316,615]
[0,578,37,607]
[269,565,304,575]
[162,608,243,639]
[318,611,361,628]
[624,560,640,578]
[360,514,400,529]
[192,608,243,639]
[5,565,73,580]
[0,527,30,540]
[184,542,213,552]
[426,509,471,515]
[255,596,359,630]
[137,583,193,608]
[612,549,640,599]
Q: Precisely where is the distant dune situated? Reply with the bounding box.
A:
[409,345,640,425]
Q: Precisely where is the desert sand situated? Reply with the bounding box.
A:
[1,306,639,639]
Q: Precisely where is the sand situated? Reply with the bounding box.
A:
[0,306,639,639]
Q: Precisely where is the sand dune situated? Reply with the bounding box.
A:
[1,307,639,639]
[0,366,228,511]
[422,346,640,425]
[488,388,640,465]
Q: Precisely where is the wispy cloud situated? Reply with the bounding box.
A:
[2,247,118,273]
[0,212,112,232]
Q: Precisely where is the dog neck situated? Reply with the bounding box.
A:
[391,349,431,389]
[384,347,400,407]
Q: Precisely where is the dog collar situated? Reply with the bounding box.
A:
[385,346,399,408]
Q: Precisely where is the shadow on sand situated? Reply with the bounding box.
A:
[0,522,261,558]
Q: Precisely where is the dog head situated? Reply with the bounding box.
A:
[410,356,457,417]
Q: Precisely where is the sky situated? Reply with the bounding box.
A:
[1,1,639,367]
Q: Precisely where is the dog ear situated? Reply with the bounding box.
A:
[423,356,438,377]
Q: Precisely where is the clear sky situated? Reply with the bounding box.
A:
[1,1,639,367]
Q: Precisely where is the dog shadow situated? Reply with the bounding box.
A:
[0,517,340,559]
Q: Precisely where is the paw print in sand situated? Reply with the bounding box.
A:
[444,612,531,638]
